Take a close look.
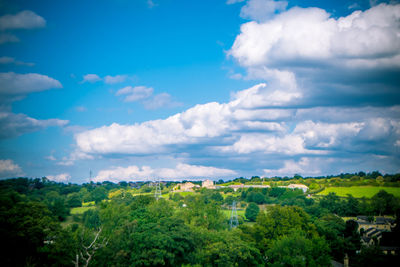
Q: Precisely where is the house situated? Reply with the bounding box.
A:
[173,182,199,192]
[379,232,400,255]
[202,179,215,189]
[375,217,393,231]
[287,184,309,193]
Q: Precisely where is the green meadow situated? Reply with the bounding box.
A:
[70,206,96,215]
[221,209,246,219]
[317,186,400,198]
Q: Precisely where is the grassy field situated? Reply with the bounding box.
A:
[317,186,400,198]
[70,206,96,215]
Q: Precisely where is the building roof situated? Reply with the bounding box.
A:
[287,184,309,188]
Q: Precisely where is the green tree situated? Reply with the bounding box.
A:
[67,192,82,207]
[245,202,260,222]
[315,214,346,261]
[267,231,331,267]
[197,229,263,266]
[83,208,101,229]
[90,186,108,204]
[371,190,398,215]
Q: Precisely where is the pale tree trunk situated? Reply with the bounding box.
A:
[72,227,108,267]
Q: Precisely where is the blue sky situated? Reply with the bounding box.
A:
[0,0,399,183]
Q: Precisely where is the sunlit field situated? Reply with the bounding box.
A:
[317,186,400,198]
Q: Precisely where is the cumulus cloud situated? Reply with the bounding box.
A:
[73,80,333,156]
[0,72,62,95]
[0,159,24,178]
[69,3,400,177]
[230,4,400,71]
[94,163,236,182]
[0,10,45,30]
[240,0,288,21]
[74,76,400,176]
[0,111,68,139]
[46,173,71,183]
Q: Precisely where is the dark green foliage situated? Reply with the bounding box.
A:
[315,214,346,261]
[90,186,108,204]
[83,208,101,229]
[344,220,361,257]
[1,176,399,267]
[195,229,263,266]
[170,192,184,202]
[67,192,82,207]
[246,191,265,204]
[269,187,286,198]
[371,190,399,215]
[0,192,60,266]
[267,231,331,267]
[245,202,260,222]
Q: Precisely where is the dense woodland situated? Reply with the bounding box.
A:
[1,173,400,266]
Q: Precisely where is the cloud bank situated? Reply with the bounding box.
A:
[72,3,400,178]
[94,163,236,182]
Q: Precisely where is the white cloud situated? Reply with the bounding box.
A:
[230,4,400,68]
[45,155,56,161]
[263,157,321,177]
[57,150,94,166]
[0,33,19,44]
[218,133,325,155]
[0,159,24,178]
[0,56,34,66]
[94,163,236,182]
[0,111,68,139]
[82,74,101,83]
[116,86,154,102]
[81,74,132,84]
[230,81,300,108]
[147,0,157,8]
[293,121,363,149]
[227,0,245,4]
[240,0,288,21]
[0,10,46,30]
[158,163,237,179]
[0,72,62,95]
[47,173,71,183]
[115,85,181,109]
[75,82,300,155]
[104,75,127,84]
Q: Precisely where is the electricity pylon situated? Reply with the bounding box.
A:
[154,179,162,200]
[229,201,239,229]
